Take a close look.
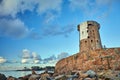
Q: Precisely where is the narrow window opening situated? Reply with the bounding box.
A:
[85,41,87,43]
[97,40,99,43]
[87,27,89,29]
[91,40,93,43]
[87,30,89,33]
[77,25,80,31]
[88,36,90,38]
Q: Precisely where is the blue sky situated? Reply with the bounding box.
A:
[0,0,120,68]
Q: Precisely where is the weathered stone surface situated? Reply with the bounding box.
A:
[7,76,17,80]
[22,74,31,80]
[55,48,120,75]
[85,70,96,78]
[40,71,51,80]
[28,74,40,80]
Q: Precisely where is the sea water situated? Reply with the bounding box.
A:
[0,70,45,78]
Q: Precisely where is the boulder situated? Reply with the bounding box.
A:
[7,76,17,80]
[0,73,7,80]
[78,72,88,78]
[83,78,94,80]
[85,70,96,78]
[28,74,40,80]
[117,72,120,78]
[40,73,51,80]
[22,74,31,80]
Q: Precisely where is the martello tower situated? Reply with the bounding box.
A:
[77,21,102,52]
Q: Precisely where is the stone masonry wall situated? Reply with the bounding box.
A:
[55,48,120,75]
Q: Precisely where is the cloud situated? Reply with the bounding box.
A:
[0,57,7,63]
[22,49,31,59]
[68,0,114,18]
[0,0,63,39]
[21,49,31,63]
[32,52,41,60]
[19,0,36,13]
[44,55,56,61]
[69,0,90,10]
[28,32,42,40]
[42,24,75,37]
[0,18,29,38]
[21,49,43,64]
[0,0,19,17]
[29,24,75,40]
[0,0,62,17]
[36,0,62,15]
[43,55,57,64]
[34,60,40,64]
[44,12,58,24]
[57,52,69,60]
[21,58,30,64]
[32,52,41,64]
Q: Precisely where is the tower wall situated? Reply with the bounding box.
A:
[78,21,102,52]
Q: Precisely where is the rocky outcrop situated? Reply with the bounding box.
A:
[0,73,7,80]
[55,48,120,75]
[7,76,17,80]
[28,70,40,80]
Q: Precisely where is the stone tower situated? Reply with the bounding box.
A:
[77,21,102,52]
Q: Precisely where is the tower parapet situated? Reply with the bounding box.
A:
[78,21,102,52]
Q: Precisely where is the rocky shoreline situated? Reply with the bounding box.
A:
[0,69,120,80]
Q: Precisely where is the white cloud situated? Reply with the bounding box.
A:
[21,49,42,64]
[0,0,63,39]
[22,49,31,59]
[36,0,62,14]
[34,60,40,64]
[0,18,29,38]
[32,52,41,64]
[44,12,57,24]
[21,49,31,63]
[0,0,19,17]
[0,0,36,17]
[0,0,62,17]
[57,52,69,60]
[21,58,30,64]
[68,0,114,18]
[19,0,36,13]
[32,52,41,60]
[0,57,7,63]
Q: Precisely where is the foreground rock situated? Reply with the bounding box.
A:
[0,73,7,80]
[28,70,40,80]
[40,70,53,80]
[7,76,17,80]
[85,70,96,78]
[54,70,120,80]
[1,69,120,80]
